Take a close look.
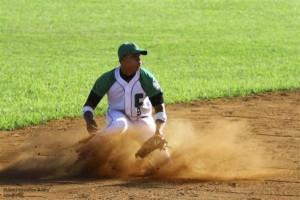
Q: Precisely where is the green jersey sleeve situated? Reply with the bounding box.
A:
[139,67,163,98]
[92,68,116,97]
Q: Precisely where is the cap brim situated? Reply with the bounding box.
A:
[132,50,147,55]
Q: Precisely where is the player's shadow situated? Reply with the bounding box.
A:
[106,178,208,189]
[0,157,74,184]
[0,156,209,187]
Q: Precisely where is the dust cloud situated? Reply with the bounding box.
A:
[157,119,273,180]
[67,118,274,180]
[0,119,274,181]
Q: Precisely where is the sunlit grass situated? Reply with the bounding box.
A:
[1,0,299,130]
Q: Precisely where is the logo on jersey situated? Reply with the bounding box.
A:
[135,93,143,116]
[153,80,160,90]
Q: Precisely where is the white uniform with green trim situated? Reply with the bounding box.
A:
[92,66,162,137]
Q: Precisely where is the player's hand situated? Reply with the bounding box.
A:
[155,129,163,136]
[86,119,98,134]
[135,134,168,158]
[83,111,98,134]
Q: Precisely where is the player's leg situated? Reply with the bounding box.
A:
[132,116,156,141]
[78,109,131,159]
[86,108,131,148]
[67,109,132,175]
[103,108,131,135]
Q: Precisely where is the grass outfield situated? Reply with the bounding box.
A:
[1,0,299,130]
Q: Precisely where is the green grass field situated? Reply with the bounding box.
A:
[1,0,299,130]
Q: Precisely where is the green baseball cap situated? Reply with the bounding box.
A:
[118,42,147,59]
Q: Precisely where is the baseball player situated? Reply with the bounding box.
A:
[79,42,169,164]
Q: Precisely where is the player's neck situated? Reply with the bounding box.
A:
[120,69,135,82]
[120,67,136,76]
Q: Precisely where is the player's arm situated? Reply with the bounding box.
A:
[135,92,167,159]
[83,90,103,133]
[83,69,115,133]
[150,92,167,136]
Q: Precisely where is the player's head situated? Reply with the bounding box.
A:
[118,42,147,75]
[118,42,147,61]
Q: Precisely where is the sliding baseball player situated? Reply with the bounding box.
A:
[71,42,170,174]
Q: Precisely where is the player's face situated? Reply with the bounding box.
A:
[120,54,141,75]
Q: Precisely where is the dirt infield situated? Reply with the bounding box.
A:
[0,91,299,199]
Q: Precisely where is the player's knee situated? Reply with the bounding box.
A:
[106,118,129,135]
[135,118,156,139]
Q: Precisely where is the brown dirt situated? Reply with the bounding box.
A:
[0,91,299,199]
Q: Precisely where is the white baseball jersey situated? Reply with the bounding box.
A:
[92,66,162,119]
